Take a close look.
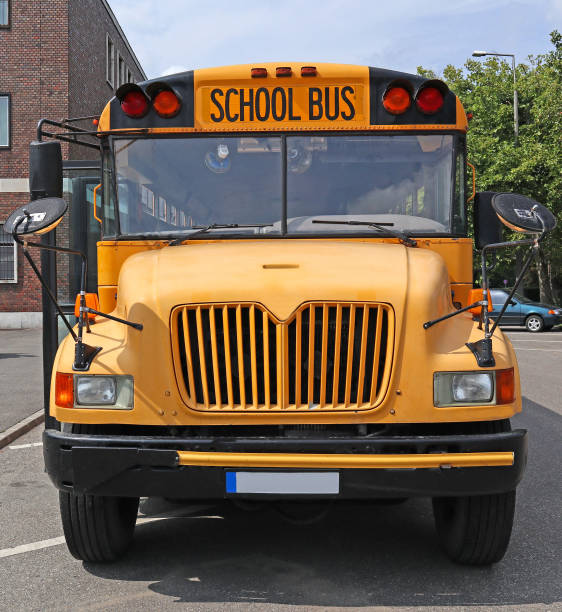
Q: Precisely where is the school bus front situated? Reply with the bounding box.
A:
[42,63,526,564]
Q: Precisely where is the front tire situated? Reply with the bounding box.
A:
[525,314,544,332]
[60,491,139,562]
[59,423,139,562]
[432,419,516,565]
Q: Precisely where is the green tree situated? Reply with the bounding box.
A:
[419,31,562,304]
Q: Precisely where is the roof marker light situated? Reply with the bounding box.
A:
[251,68,268,78]
[276,66,292,77]
[301,66,317,76]
[416,86,444,114]
[120,90,149,118]
[382,86,411,114]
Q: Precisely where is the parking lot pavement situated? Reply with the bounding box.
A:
[504,329,562,415]
[0,329,43,433]
[0,330,560,611]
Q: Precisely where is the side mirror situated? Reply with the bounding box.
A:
[473,191,502,249]
[491,192,556,234]
[29,141,63,200]
[4,197,67,236]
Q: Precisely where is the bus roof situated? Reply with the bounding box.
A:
[98,63,467,134]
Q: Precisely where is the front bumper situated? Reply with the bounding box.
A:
[43,428,527,499]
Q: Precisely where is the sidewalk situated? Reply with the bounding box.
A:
[0,329,43,433]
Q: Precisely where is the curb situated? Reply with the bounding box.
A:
[0,411,44,450]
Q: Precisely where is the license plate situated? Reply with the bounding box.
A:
[225,471,340,494]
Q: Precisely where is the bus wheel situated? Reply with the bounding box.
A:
[59,491,139,562]
[59,423,139,562]
[432,418,515,565]
[432,490,515,565]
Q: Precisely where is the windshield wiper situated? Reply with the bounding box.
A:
[312,219,417,247]
[168,223,273,246]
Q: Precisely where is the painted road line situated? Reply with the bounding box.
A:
[512,348,562,352]
[0,514,223,559]
[0,410,44,451]
[510,339,562,343]
[0,537,65,559]
[8,442,43,450]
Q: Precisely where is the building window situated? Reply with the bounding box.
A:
[106,35,115,88]
[0,0,9,27]
[0,95,8,148]
[126,67,133,84]
[0,224,17,283]
[117,54,126,88]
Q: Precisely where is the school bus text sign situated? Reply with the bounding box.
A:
[196,84,369,130]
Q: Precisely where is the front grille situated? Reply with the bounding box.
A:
[171,302,394,412]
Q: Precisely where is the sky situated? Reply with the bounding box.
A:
[107,0,562,79]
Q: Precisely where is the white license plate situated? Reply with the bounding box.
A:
[226,471,340,494]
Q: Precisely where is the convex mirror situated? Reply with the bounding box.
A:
[4,197,68,236]
[492,193,556,233]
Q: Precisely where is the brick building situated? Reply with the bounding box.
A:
[0,0,146,328]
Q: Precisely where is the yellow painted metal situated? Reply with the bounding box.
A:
[92,184,102,225]
[52,239,521,426]
[181,307,196,404]
[208,306,222,408]
[319,305,329,408]
[236,305,246,408]
[262,310,270,409]
[307,305,316,408]
[96,237,474,300]
[295,310,302,408]
[332,304,342,408]
[249,305,258,408]
[169,301,394,413]
[344,305,356,408]
[356,306,370,406]
[195,307,210,408]
[370,306,384,404]
[176,450,514,469]
[223,306,234,408]
[282,323,289,410]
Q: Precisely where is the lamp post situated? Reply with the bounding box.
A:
[472,50,519,145]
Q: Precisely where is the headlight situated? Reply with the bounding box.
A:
[434,371,494,407]
[74,375,134,409]
[452,373,493,402]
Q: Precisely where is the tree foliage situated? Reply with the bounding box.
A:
[418,31,562,304]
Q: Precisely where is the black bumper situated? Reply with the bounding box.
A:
[43,428,527,500]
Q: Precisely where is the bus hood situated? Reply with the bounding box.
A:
[115,239,453,326]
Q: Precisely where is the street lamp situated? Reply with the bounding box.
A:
[472,50,519,145]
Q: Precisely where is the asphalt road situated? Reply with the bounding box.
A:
[0,329,560,611]
[0,329,43,433]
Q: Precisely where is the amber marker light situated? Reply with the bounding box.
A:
[416,86,444,114]
[496,368,515,404]
[153,90,181,118]
[382,86,411,114]
[121,90,149,118]
[55,372,74,408]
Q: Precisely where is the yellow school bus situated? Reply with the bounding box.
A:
[32,63,530,564]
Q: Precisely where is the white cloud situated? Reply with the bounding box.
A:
[161,65,189,76]
[107,0,558,79]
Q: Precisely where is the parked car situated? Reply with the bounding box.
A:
[489,289,562,332]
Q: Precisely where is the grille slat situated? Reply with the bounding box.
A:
[332,304,343,408]
[173,302,393,412]
[262,310,271,408]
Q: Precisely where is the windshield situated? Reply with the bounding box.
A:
[111,134,461,238]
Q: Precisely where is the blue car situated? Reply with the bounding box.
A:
[489,289,562,332]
